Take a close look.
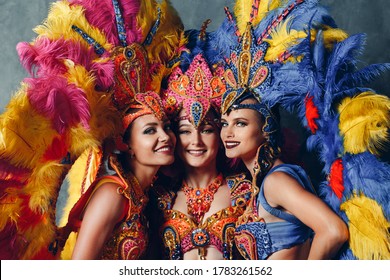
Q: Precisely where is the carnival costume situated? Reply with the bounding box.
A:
[213,0,390,260]
[150,29,252,260]
[0,0,185,259]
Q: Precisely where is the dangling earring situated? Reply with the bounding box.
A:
[253,141,280,180]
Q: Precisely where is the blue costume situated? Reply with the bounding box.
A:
[235,164,314,259]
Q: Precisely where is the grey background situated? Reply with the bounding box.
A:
[1,0,389,112]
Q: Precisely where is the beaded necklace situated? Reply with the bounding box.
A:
[182,173,223,224]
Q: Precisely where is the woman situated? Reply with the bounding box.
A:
[218,18,349,259]
[221,98,348,259]
[68,101,176,260]
[151,35,251,260]
[46,0,186,259]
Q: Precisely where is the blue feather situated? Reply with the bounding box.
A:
[338,63,390,89]
[343,152,390,219]
[324,34,367,112]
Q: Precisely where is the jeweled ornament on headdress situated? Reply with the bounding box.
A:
[72,1,177,132]
[0,0,185,260]
[162,20,227,128]
[221,22,271,115]
[164,53,226,128]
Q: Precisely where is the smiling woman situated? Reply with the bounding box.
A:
[0,0,389,262]
[149,29,251,260]
[0,0,185,260]
[215,0,390,260]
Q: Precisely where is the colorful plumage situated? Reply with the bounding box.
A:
[0,0,185,259]
[213,0,390,259]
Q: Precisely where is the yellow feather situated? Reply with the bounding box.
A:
[311,27,349,50]
[233,0,253,34]
[264,20,307,62]
[321,27,349,49]
[33,1,111,51]
[0,198,23,231]
[138,0,186,92]
[340,193,390,259]
[65,63,121,147]
[338,92,390,155]
[253,0,283,27]
[58,147,102,227]
[234,0,283,35]
[0,86,57,169]
[24,162,67,213]
[65,63,95,95]
[137,0,157,41]
[60,231,78,259]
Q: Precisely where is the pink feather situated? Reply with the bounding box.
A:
[69,0,142,46]
[26,75,91,134]
[17,38,95,77]
[91,60,115,91]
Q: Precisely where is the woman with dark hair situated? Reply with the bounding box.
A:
[150,30,252,259]
[216,1,349,259]
[43,0,185,259]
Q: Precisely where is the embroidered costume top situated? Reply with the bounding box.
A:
[154,173,252,260]
[235,164,315,260]
[63,156,149,260]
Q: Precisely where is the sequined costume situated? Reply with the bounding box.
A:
[0,0,185,259]
[214,0,390,260]
[154,173,252,259]
[63,156,149,259]
[235,164,315,259]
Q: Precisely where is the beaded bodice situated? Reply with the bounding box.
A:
[154,173,252,259]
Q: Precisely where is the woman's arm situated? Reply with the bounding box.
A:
[264,172,349,259]
[71,182,126,259]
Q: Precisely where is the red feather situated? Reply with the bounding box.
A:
[42,135,69,162]
[328,158,344,200]
[0,223,20,259]
[305,95,319,134]
[0,159,31,183]
[17,195,45,231]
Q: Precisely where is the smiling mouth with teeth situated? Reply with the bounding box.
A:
[224,142,240,149]
[155,146,172,153]
[187,150,206,155]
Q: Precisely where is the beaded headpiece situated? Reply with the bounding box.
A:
[110,42,166,130]
[163,27,226,128]
[221,23,279,145]
[214,0,390,261]
[0,0,185,259]
[72,1,173,132]
[217,0,324,150]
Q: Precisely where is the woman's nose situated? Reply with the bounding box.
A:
[191,130,203,145]
[159,131,169,142]
[221,125,233,139]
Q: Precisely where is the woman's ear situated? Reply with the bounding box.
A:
[128,147,135,159]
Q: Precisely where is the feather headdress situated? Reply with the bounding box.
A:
[0,0,185,259]
[213,0,390,259]
[162,27,226,128]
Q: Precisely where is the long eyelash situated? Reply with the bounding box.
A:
[143,128,155,134]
